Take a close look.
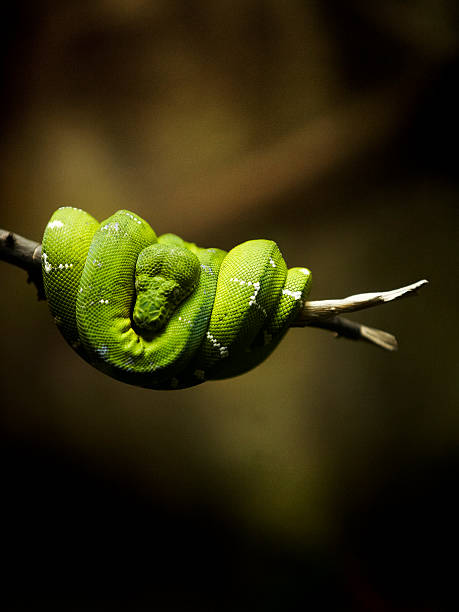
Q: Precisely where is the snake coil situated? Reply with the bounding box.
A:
[42,207,312,389]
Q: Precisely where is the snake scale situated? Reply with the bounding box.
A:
[42,207,312,389]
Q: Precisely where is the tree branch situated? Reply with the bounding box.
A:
[0,229,44,299]
[295,280,428,350]
[304,316,399,351]
[0,226,428,350]
[298,280,428,321]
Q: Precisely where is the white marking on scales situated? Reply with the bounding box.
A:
[200,264,214,275]
[229,277,267,317]
[47,220,64,229]
[42,252,73,273]
[282,288,302,300]
[124,212,142,225]
[96,345,109,359]
[58,206,84,212]
[42,253,52,274]
[206,331,229,358]
[101,221,120,232]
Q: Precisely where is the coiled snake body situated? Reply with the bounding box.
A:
[42,207,312,389]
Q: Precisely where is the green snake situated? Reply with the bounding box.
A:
[42,207,312,389]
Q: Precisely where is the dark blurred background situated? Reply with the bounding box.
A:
[1,1,458,610]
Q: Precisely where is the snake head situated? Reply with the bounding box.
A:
[132,243,200,333]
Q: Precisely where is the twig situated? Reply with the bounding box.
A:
[294,280,428,350]
[0,227,428,350]
[304,316,399,351]
[297,280,428,321]
[0,229,44,299]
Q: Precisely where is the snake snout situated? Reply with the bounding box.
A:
[132,278,175,332]
[132,276,196,333]
[133,243,201,334]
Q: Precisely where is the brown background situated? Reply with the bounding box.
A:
[1,2,458,610]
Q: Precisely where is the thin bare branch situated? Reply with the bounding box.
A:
[0,229,44,299]
[291,280,428,350]
[306,316,398,351]
[297,280,428,322]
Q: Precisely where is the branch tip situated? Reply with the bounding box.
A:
[293,278,428,350]
[299,278,428,322]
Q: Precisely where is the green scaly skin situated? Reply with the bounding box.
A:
[42,207,312,389]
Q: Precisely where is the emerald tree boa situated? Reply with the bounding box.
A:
[42,207,312,389]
